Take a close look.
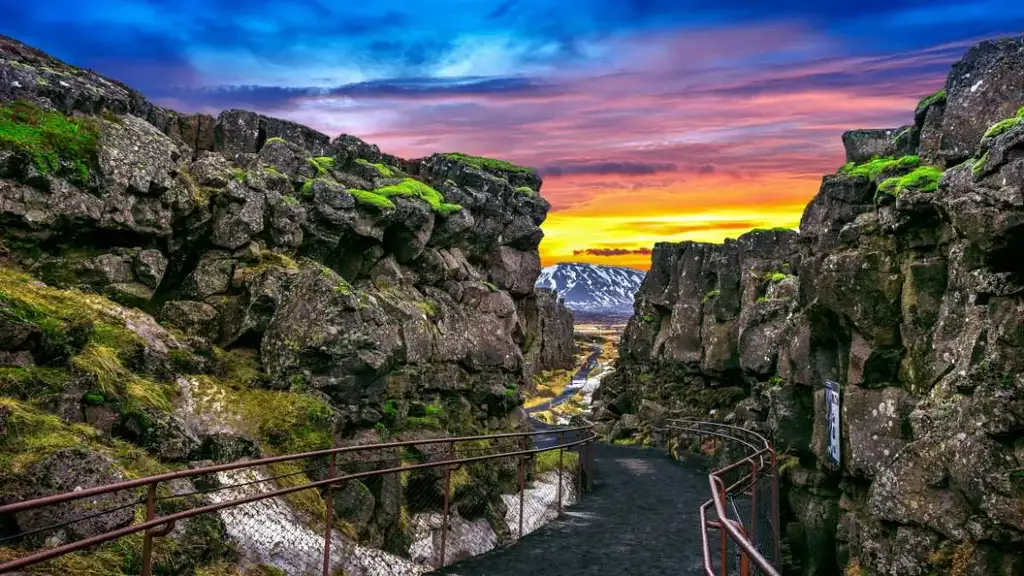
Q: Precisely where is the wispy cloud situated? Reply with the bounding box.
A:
[2,1,1021,270]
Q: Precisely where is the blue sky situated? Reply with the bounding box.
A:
[2,0,1021,268]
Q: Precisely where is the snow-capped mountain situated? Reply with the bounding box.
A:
[536,263,647,314]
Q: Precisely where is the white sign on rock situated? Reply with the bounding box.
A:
[824,380,841,470]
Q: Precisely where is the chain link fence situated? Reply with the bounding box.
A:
[661,420,781,576]
[0,428,595,576]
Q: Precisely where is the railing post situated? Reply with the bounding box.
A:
[322,453,336,576]
[557,432,564,515]
[141,482,157,576]
[518,435,526,539]
[770,449,781,564]
[440,441,453,569]
[719,480,728,576]
[750,460,758,557]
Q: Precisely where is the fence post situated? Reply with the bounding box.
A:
[557,432,564,515]
[440,441,453,569]
[518,435,526,539]
[322,453,336,576]
[141,482,157,576]
[770,449,781,564]
[719,480,728,576]
[750,460,758,556]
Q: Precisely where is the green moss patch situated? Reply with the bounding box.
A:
[702,289,720,303]
[877,165,943,197]
[917,89,947,111]
[189,373,333,455]
[840,155,920,181]
[442,152,534,174]
[347,188,395,210]
[514,185,537,197]
[981,106,1024,140]
[971,152,990,178]
[0,100,100,183]
[355,158,395,177]
[308,156,336,176]
[373,178,462,215]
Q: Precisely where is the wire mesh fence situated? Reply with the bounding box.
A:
[662,420,780,576]
[0,428,595,576]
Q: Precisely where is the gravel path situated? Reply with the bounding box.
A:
[430,443,710,576]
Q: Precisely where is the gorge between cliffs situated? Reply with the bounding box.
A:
[0,29,1022,576]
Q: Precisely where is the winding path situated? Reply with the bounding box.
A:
[430,443,709,576]
[529,345,603,450]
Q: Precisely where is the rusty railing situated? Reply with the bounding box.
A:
[0,424,597,575]
[667,419,781,576]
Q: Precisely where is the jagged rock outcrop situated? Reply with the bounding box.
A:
[517,287,576,377]
[0,33,574,572]
[600,35,1024,576]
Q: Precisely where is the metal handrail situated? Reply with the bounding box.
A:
[666,419,781,576]
[0,424,597,574]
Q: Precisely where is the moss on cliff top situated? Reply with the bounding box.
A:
[374,178,462,215]
[877,165,943,197]
[840,155,920,181]
[355,157,395,177]
[443,152,534,174]
[0,100,99,183]
[347,188,396,210]
[917,89,947,111]
[981,105,1024,140]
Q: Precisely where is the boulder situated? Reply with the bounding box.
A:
[11,448,138,542]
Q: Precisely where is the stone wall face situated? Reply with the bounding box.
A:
[598,35,1024,576]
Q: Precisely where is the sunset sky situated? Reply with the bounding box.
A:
[3,1,1022,269]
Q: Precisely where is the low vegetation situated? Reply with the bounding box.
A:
[355,158,395,177]
[917,89,947,111]
[840,155,920,181]
[443,152,534,174]
[877,165,943,197]
[981,105,1024,140]
[0,100,99,182]
[373,178,462,215]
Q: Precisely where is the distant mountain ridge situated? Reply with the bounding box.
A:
[536,263,646,314]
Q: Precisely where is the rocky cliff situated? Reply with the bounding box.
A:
[597,36,1024,576]
[0,34,574,572]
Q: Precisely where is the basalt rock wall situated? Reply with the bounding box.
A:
[0,33,574,572]
[598,36,1024,576]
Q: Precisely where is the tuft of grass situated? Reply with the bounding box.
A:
[514,185,537,197]
[414,300,438,316]
[702,289,720,303]
[917,89,947,111]
[71,343,173,411]
[840,155,920,181]
[0,100,99,183]
[281,195,299,206]
[373,178,462,215]
[355,158,395,177]
[442,152,534,174]
[231,168,245,181]
[347,188,395,210]
[309,156,336,176]
[481,281,498,292]
[191,374,333,455]
[534,448,579,474]
[763,272,788,282]
[264,136,287,146]
[877,165,943,197]
[641,314,656,323]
